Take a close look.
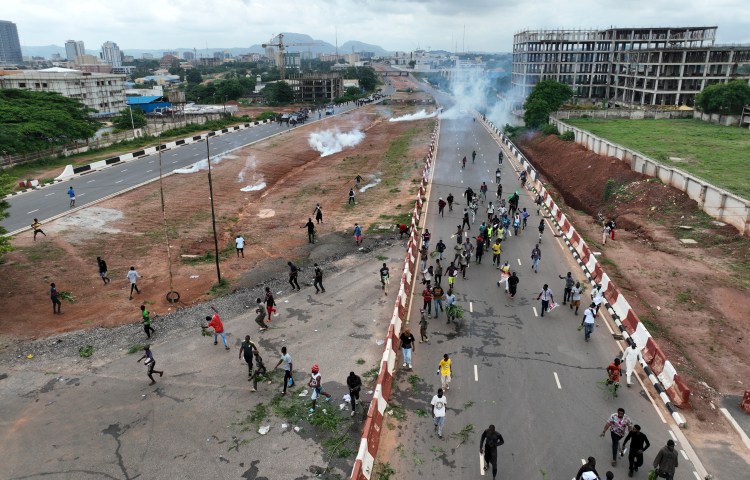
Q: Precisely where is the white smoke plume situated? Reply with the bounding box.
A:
[174,153,234,174]
[389,109,437,122]
[438,68,520,128]
[308,128,365,157]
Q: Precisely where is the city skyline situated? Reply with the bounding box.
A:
[6,0,750,54]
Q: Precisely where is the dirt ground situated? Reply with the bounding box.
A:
[517,133,750,430]
[0,85,436,340]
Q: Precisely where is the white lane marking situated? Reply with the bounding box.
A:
[669,431,677,441]
[87,179,95,183]
[44,192,55,196]
[27,209,39,214]
[532,307,538,317]
[720,407,750,450]
[479,453,485,475]
[474,364,478,382]
[553,372,562,389]
[172,161,179,164]
[114,180,123,184]
[145,169,153,173]
[120,169,128,172]
[469,302,473,313]
[148,161,155,164]
[602,316,615,335]
[78,193,86,197]
[692,472,701,480]
[517,258,522,265]
[680,449,689,460]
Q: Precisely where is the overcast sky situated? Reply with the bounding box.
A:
[8,0,750,52]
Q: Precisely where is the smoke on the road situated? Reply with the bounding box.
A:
[174,153,235,174]
[439,68,518,127]
[241,182,266,192]
[308,128,365,157]
[389,109,437,122]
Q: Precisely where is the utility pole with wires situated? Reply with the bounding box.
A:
[157,142,180,303]
[205,137,222,284]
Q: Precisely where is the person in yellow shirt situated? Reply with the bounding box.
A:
[438,353,452,390]
[492,239,502,268]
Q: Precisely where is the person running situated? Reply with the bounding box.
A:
[97,257,110,285]
[302,218,315,244]
[422,283,433,315]
[353,223,363,246]
[459,251,469,280]
[308,364,332,412]
[127,266,141,300]
[559,272,575,305]
[288,261,301,290]
[313,203,323,223]
[471,149,476,163]
[508,272,519,298]
[491,238,502,268]
[136,345,163,385]
[422,229,432,250]
[434,259,443,287]
[203,311,230,350]
[264,287,277,322]
[251,346,268,391]
[652,440,679,480]
[601,407,633,467]
[592,284,604,316]
[480,182,488,203]
[461,156,466,169]
[438,353,452,390]
[498,261,511,291]
[447,193,454,211]
[253,297,268,331]
[622,424,650,477]
[496,183,503,199]
[530,244,542,273]
[446,262,458,289]
[576,457,601,480]
[274,346,294,395]
[31,218,46,240]
[313,263,325,294]
[538,219,545,241]
[495,168,501,184]
[498,151,503,165]
[475,235,484,264]
[435,239,446,261]
[67,186,76,207]
[486,202,495,221]
[347,371,362,416]
[480,424,505,480]
[50,282,62,314]
[579,301,597,341]
[140,304,155,339]
[380,262,390,294]
[400,328,416,369]
[462,208,471,231]
[438,197,446,217]
[513,213,520,236]
[235,234,245,257]
[537,284,554,317]
[239,335,256,379]
[348,188,356,205]
[570,282,583,314]
[535,193,543,215]
[519,170,527,189]
[606,358,623,397]
[444,289,457,323]
[432,282,444,318]
[623,343,642,387]
[521,208,529,230]
[419,309,429,343]
[431,388,447,439]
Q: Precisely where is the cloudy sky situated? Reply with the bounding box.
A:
[8,0,750,52]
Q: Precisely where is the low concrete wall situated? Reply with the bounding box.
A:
[692,110,743,127]
[550,117,750,235]
[554,109,694,120]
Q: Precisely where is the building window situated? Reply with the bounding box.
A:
[18,83,25,87]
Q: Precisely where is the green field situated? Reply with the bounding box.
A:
[565,118,750,199]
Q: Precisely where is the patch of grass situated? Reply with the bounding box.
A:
[18,243,65,262]
[566,118,750,199]
[362,366,380,382]
[676,289,692,304]
[356,358,366,365]
[451,423,474,447]
[376,255,388,261]
[430,445,445,455]
[374,462,395,480]
[463,400,475,410]
[127,344,146,354]
[209,277,232,296]
[78,345,94,358]
[411,450,423,466]
[269,394,308,423]
[415,408,429,417]
[389,404,407,421]
[395,444,406,458]
[322,435,356,458]
[407,374,421,390]
[183,251,216,264]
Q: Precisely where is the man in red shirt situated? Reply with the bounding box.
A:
[606,358,622,397]
[422,283,433,315]
[204,312,230,350]
[396,223,409,239]
[438,198,447,217]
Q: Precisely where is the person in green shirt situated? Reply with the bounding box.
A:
[140,304,155,339]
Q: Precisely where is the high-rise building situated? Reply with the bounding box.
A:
[100,41,122,67]
[512,26,750,107]
[65,40,85,61]
[0,20,23,66]
[183,51,194,60]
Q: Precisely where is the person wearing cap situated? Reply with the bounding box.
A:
[308,364,331,412]
[653,440,678,479]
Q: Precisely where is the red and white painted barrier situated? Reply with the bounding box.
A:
[350,122,440,480]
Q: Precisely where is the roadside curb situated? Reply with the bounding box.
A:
[480,115,689,427]
[349,121,440,480]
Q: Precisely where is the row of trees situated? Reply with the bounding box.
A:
[694,80,750,115]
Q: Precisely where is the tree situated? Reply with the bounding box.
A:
[694,80,750,115]
[262,81,295,104]
[523,80,574,128]
[186,69,202,84]
[0,173,11,257]
[345,86,361,96]
[0,89,99,154]
[112,107,146,130]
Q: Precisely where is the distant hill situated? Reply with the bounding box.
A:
[22,32,392,60]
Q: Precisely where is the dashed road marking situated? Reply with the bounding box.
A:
[680,449,689,460]
[553,372,562,389]
[120,169,128,172]
[44,192,55,196]
[469,302,473,313]
[87,180,95,183]
[27,209,39,214]
[517,258,522,265]
[533,307,538,317]
[669,431,677,442]
[145,169,153,173]
[474,364,478,382]
[114,180,123,184]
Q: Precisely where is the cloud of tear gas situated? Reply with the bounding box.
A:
[174,153,235,174]
[438,69,524,128]
[308,128,365,157]
[389,109,438,122]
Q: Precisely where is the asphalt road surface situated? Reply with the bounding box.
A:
[386,87,703,479]
[2,103,364,234]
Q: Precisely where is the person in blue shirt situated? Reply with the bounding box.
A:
[67,186,76,207]
[354,223,363,246]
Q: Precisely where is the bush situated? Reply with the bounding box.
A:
[559,131,575,141]
[540,124,559,136]
[255,111,277,121]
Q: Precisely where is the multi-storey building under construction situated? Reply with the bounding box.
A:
[287,73,344,103]
[512,26,750,108]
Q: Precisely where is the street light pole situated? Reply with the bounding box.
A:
[127,105,136,138]
[205,137,222,284]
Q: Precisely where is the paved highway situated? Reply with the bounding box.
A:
[1,103,364,234]
[387,88,701,479]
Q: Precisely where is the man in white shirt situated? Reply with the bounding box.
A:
[431,388,447,439]
[591,284,604,315]
[127,266,141,300]
[581,302,597,342]
[235,235,245,258]
[622,343,642,387]
[536,284,554,317]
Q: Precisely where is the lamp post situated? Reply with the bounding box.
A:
[127,105,136,138]
[205,137,222,284]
